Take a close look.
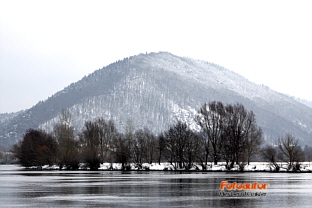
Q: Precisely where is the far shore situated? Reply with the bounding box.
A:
[4,162,311,173]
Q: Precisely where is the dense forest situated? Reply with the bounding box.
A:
[11,101,312,171]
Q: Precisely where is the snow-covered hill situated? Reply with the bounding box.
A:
[1,52,311,149]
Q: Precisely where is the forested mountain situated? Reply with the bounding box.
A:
[296,98,312,109]
[1,52,311,149]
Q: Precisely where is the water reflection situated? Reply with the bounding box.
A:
[0,165,311,207]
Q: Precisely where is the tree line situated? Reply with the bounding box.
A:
[12,102,311,171]
[261,134,310,171]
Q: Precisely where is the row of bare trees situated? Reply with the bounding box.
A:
[261,133,307,171]
[195,101,263,169]
[13,102,310,171]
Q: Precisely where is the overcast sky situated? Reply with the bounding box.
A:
[1,0,311,113]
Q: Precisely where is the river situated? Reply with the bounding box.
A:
[0,165,311,207]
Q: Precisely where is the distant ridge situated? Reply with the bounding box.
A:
[1,52,311,149]
[295,98,312,109]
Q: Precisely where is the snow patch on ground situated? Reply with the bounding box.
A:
[32,162,312,172]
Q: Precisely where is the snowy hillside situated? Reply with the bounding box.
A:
[1,52,312,148]
[296,98,312,109]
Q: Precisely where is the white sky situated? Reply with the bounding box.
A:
[1,0,311,113]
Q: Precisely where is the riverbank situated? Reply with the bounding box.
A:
[15,162,312,172]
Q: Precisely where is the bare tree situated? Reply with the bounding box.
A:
[223,103,247,169]
[53,109,79,170]
[304,145,312,166]
[261,145,280,171]
[293,146,305,171]
[96,118,117,163]
[278,133,304,171]
[112,120,133,170]
[79,117,119,170]
[132,129,146,167]
[156,133,166,165]
[184,132,201,170]
[244,111,263,165]
[144,128,157,164]
[195,101,225,165]
[112,134,131,170]
[195,102,262,169]
[221,103,263,170]
[164,121,198,170]
[131,127,157,168]
[80,121,101,170]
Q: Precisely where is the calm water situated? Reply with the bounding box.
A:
[0,165,311,207]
